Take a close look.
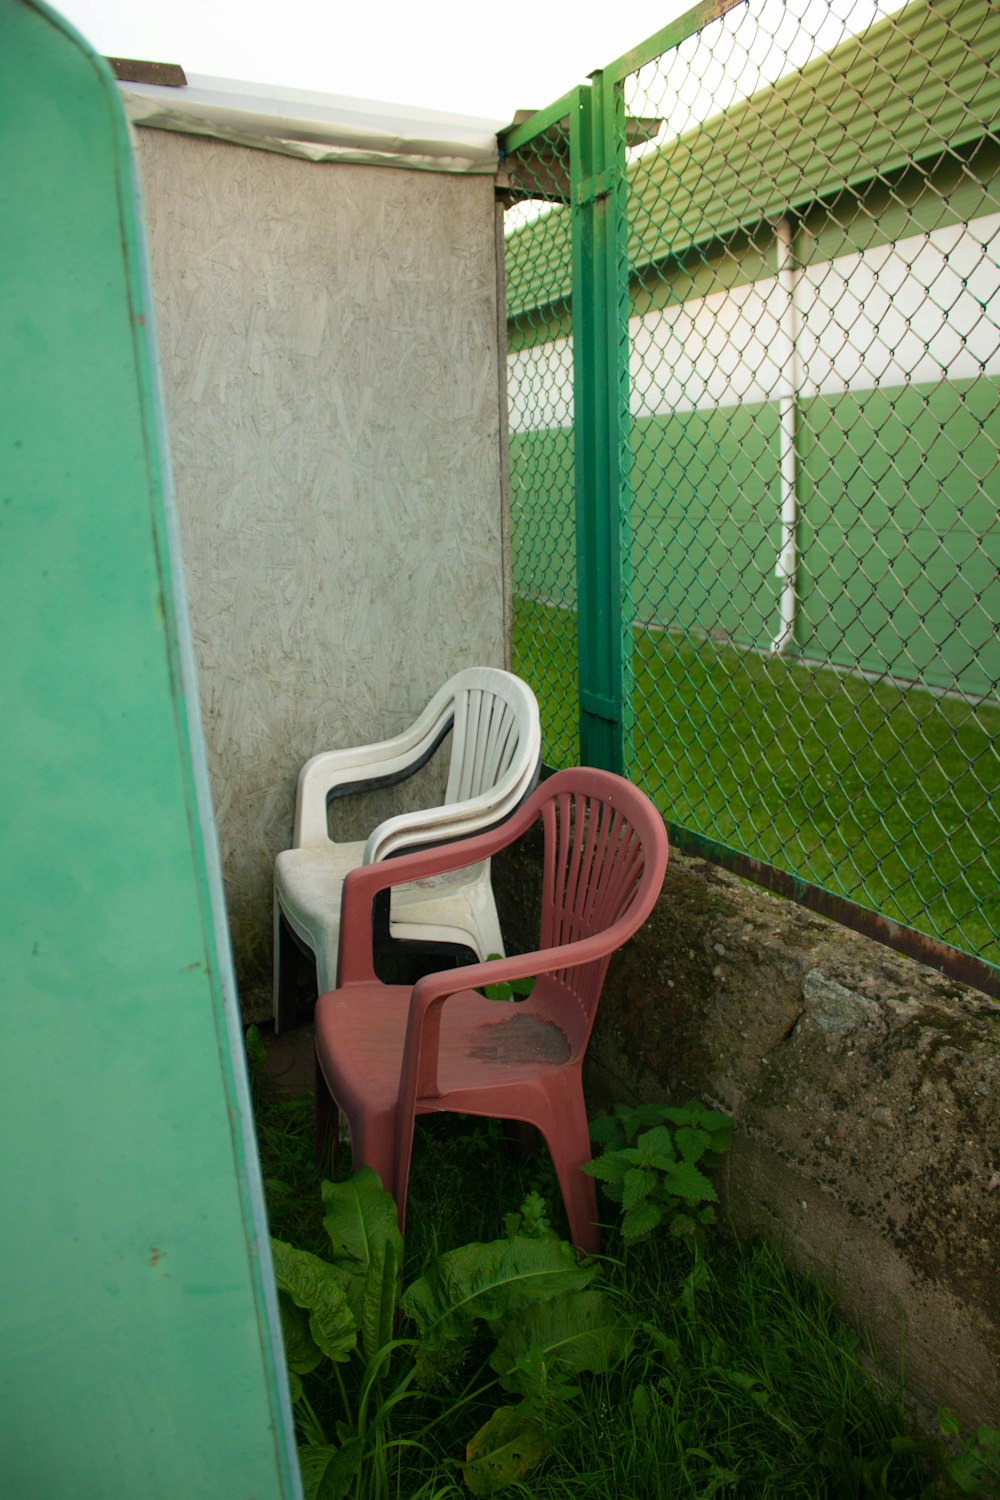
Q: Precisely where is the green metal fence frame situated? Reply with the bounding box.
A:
[503,0,742,776]
[499,0,998,999]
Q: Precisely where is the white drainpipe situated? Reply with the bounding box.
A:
[771,216,800,655]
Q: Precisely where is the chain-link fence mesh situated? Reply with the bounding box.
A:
[503,0,999,981]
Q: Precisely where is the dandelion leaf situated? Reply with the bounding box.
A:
[463,1404,550,1496]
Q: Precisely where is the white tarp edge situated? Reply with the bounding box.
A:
[118,74,503,174]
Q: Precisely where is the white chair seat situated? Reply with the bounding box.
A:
[275,846,499,997]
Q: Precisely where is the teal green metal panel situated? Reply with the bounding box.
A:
[0,4,300,1496]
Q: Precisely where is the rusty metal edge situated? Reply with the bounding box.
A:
[106,57,187,87]
[665,822,1000,1001]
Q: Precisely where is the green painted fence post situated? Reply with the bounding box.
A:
[570,73,634,775]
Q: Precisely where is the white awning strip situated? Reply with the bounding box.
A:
[118,74,503,174]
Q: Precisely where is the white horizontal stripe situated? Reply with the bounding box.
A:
[507,213,1000,431]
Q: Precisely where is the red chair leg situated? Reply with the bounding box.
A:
[551,1147,601,1256]
[348,1109,399,1211]
[535,1082,601,1256]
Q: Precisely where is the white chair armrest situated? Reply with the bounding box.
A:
[293,691,455,846]
[364,752,540,862]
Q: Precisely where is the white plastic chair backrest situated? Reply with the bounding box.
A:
[364,668,540,863]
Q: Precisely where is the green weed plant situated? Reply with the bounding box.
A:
[583,1099,733,1247]
[253,1063,999,1500]
[271,1168,629,1498]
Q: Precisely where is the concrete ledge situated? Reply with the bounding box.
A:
[493,833,1000,1429]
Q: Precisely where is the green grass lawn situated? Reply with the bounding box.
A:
[513,598,999,969]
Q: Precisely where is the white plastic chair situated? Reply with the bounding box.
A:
[273,668,541,1031]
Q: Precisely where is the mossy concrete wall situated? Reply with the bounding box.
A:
[493,835,1000,1431]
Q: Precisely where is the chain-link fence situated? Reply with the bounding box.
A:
[502,0,999,991]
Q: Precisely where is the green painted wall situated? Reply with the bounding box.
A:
[0,4,299,1495]
[510,427,576,607]
[511,376,998,700]
[630,404,781,648]
[797,380,1000,700]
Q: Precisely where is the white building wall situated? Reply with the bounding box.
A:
[507,213,1000,429]
[135,127,507,987]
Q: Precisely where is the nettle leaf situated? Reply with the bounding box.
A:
[491,1289,632,1393]
[635,1126,676,1162]
[402,1235,594,1347]
[496,1342,582,1404]
[580,1152,629,1184]
[621,1102,675,1141]
[297,1439,363,1500]
[664,1102,733,1137]
[661,1161,717,1206]
[622,1167,657,1210]
[587,1113,626,1149]
[278,1291,324,1375]
[270,1239,356,1364]
[674,1125,712,1162]
[621,1200,664,1241]
[463,1403,551,1497]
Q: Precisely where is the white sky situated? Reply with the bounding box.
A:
[54,0,703,124]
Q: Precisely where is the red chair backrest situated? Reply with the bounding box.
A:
[535,769,668,1030]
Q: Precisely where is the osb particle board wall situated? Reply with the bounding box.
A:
[134,127,507,995]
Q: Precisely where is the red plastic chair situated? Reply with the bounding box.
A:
[313,768,668,1254]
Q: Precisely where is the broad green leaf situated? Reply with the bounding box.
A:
[278,1290,323,1375]
[621,1200,664,1241]
[321,1168,403,1321]
[360,1230,399,1370]
[297,1439,363,1500]
[321,1169,403,1369]
[286,1369,303,1404]
[463,1404,550,1497]
[632,1382,652,1429]
[271,1238,356,1364]
[641,1323,681,1365]
[622,1167,656,1210]
[402,1235,594,1345]
[661,1160,717,1205]
[491,1290,632,1393]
